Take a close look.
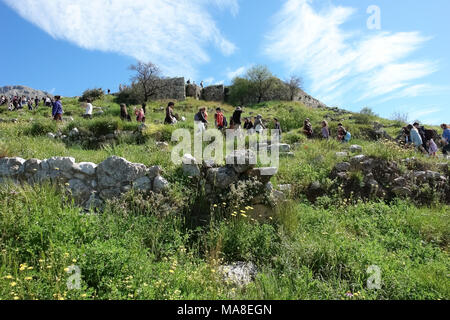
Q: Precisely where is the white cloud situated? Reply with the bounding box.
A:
[3,0,239,78]
[264,0,438,105]
[209,0,239,16]
[226,65,251,80]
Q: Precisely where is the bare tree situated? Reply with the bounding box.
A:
[129,61,165,102]
[285,75,303,101]
[391,111,409,124]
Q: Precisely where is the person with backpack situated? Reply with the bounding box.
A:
[52,96,63,121]
[215,108,226,130]
[337,123,351,142]
[34,96,39,109]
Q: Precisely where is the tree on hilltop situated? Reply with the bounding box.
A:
[129,61,166,103]
[246,65,277,103]
[284,75,303,101]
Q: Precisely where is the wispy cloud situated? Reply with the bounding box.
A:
[3,0,239,78]
[264,0,438,105]
[226,65,251,80]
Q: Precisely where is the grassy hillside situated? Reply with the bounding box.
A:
[0,95,448,300]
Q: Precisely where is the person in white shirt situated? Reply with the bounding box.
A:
[83,99,94,119]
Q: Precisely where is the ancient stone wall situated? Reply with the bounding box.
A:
[0,156,169,210]
[153,77,186,101]
[185,84,202,100]
[202,85,225,102]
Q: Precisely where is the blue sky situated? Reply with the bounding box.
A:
[1,0,449,124]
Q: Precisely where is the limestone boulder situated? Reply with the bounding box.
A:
[207,166,238,189]
[0,157,26,177]
[182,154,201,177]
[153,176,169,193]
[97,156,147,188]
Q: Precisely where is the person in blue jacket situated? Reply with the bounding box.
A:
[52,96,63,121]
[441,123,450,155]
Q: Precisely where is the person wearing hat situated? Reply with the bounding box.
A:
[52,95,63,121]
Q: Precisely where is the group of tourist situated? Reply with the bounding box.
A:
[186,105,283,136]
[397,122,449,156]
[120,103,147,123]
[306,120,352,143]
[0,95,54,111]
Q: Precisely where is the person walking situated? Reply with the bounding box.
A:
[274,118,282,138]
[214,108,226,130]
[254,115,266,134]
[427,138,438,157]
[135,107,145,123]
[83,99,94,119]
[52,96,63,121]
[231,106,243,130]
[303,118,313,139]
[34,96,39,109]
[321,120,330,140]
[441,124,450,155]
[165,102,177,125]
[408,124,425,153]
[120,103,131,121]
[194,107,208,134]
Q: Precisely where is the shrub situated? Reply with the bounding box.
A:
[352,113,372,125]
[142,124,176,142]
[86,119,121,136]
[25,121,57,136]
[79,88,104,102]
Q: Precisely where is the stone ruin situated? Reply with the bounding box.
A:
[181,150,288,218]
[152,77,186,101]
[311,145,450,204]
[0,156,169,210]
[185,84,225,102]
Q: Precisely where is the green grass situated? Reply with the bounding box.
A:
[0,95,448,300]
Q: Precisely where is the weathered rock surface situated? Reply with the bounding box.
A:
[219,262,257,287]
[0,156,170,209]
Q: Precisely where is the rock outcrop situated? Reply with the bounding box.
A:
[329,155,450,204]
[0,85,53,99]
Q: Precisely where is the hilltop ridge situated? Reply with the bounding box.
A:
[0,85,53,98]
